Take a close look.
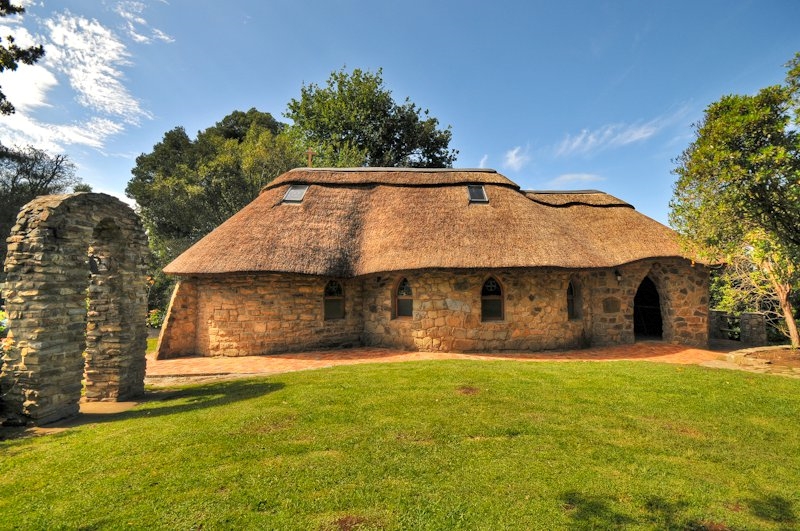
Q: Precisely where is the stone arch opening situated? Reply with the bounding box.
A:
[1,193,149,425]
[634,276,663,339]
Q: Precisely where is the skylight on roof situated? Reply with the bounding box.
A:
[467,185,488,203]
[282,184,309,203]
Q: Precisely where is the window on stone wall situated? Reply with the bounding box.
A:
[567,280,580,320]
[394,278,413,318]
[481,277,503,321]
[324,280,345,320]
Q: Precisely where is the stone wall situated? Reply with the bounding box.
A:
[361,269,590,352]
[154,280,197,359]
[361,259,708,352]
[585,260,709,348]
[158,258,708,357]
[2,193,149,425]
[740,312,767,346]
[157,273,363,358]
[709,310,767,346]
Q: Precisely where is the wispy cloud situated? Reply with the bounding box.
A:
[547,173,605,188]
[0,2,172,152]
[503,146,530,171]
[478,154,488,168]
[0,113,124,152]
[554,108,689,158]
[555,122,658,157]
[116,1,174,44]
[46,12,150,123]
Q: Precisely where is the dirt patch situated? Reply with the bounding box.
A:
[745,347,800,368]
[456,385,480,395]
[329,515,372,530]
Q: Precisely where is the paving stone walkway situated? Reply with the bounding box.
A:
[144,340,739,386]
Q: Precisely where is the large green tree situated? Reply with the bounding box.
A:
[126,109,304,310]
[285,67,458,168]
[670,53,800,346]
[0,0,45,115]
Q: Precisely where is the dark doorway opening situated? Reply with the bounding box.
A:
[634,276,663,339]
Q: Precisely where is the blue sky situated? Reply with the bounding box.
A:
[0,1,798,224]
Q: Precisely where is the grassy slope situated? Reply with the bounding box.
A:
[1,361,799,530]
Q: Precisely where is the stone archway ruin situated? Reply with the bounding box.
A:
[1,193,149,425]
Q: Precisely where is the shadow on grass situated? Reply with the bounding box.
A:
[562,490,798,530]
[96,379,286,422]
[561,491,636,529]
[746,494,797,528]
[1,379,285,439]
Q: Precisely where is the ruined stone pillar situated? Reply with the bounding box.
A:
[1,193,149,425]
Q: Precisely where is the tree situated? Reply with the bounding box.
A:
[670,52,800,346]
[285,67,458,168]
[0,1,45,115]
[126,109,305,310]
[710,246,796,341]
[0,145,80,264]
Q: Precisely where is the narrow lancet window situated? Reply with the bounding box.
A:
[394,278,413,318]
[324,280,344,320]
[481,277,503,321]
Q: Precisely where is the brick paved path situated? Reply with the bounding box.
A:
[146,341,735,383]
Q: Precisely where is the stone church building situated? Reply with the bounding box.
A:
[156,168,708,358]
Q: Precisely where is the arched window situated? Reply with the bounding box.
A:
[394,278,413,318]
[567,281,580,320]
[481,277,503,321]
[324,280,344,320]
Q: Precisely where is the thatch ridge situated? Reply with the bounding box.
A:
[264,167,518,191]
[525,190,632,208]
[164,168,687,277]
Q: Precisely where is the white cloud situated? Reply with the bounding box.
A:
[555,122,660,157]
[115,1,175,44]
[553,107,691,158]
[45,12,150,124]
[151,28,174,43]
[478,154,488,168]
[0,3,172,154]
[0,112,124,151]
[0,63,58,112]
[547,173,605,188]
[503,146,530,171]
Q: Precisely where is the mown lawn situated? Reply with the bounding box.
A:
[1,360,799,530]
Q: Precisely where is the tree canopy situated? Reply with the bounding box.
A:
[128,69,461,310]
[125,108,304,309]
[0,1,45,115]
[670,52,800,346]
[285,68,458,168]
[126,108,302,249]
[0,145,80,264]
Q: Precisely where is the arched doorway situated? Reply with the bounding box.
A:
[634,276,663,339]
[1,193,149,425]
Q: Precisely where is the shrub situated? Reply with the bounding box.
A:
[146,309,165,329]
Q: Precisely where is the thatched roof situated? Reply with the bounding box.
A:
[164,168,687,277]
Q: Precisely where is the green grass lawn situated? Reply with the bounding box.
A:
[146,336,158,354]
[2,361,799,530]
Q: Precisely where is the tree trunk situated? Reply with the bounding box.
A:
[763,260,800,348]
[777,287,800,348]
